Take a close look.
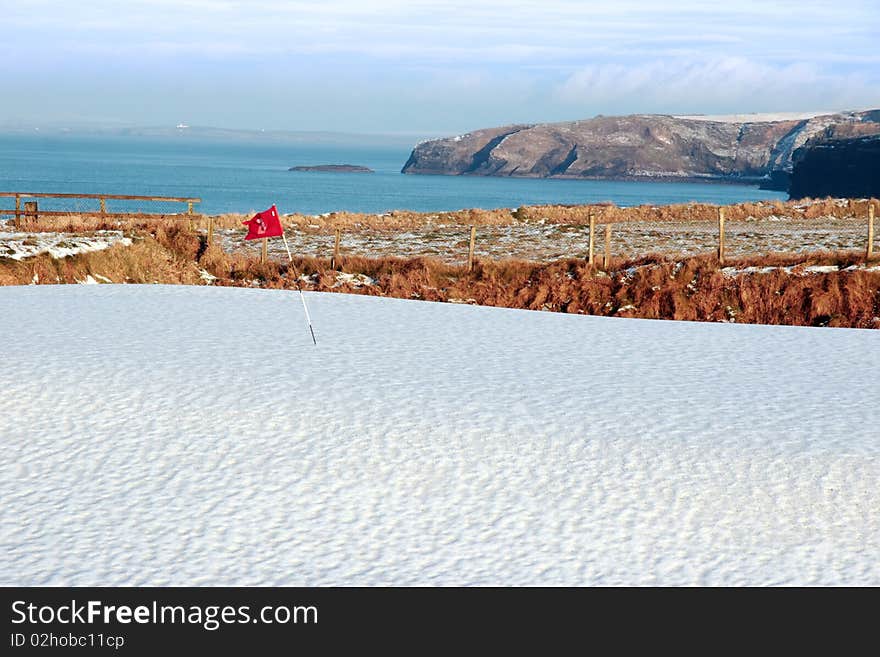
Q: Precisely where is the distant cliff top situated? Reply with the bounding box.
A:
[402,110,880,191]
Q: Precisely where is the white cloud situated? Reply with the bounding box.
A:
[3,0,878,64]
[1,1,878,131]
[554,57,880,115]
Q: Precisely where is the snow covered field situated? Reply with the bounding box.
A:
[1,285,878,585]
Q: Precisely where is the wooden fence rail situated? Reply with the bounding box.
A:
[0,191,201,232]
[0,192,201,202]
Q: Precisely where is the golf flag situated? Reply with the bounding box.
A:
[241,203,317,345]
[243,205,283,240]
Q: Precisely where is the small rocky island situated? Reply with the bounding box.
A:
[288,164,374,173]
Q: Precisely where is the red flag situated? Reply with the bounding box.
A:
[243,205,283,240]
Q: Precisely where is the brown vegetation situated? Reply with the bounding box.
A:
[2,221,877,329]
[15,197,879,235]
[212,196,879,232]
[0,230,204,287]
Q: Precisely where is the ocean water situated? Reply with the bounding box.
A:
[0,133,787,216]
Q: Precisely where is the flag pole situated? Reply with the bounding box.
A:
[281,229,317,346]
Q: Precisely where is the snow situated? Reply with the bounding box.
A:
[331,272,375,288]
[674,111,832,124]
[722,263,880,276]
[0,231,132,260]
[1,285,878,586]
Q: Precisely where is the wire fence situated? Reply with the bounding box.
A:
[216,209,878,267]
[1,193,876,267]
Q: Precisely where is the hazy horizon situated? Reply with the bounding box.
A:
[7,108,878,143]
[2,1,879,135]
[0,122,430,142]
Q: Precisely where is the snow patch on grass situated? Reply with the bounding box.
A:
[722,263,880,276]
[0,231,132,260]
[332,272,375,288]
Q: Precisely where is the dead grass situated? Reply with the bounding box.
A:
[215,197,880,232]
[3,216,878,329]
[9,214,202,234]
[12,197,879,235]
[0,233,203,286]
[202,244,880,329]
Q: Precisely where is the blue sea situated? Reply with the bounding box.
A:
[0,133,786,215]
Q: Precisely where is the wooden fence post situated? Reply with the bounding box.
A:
[603,223,612,269]
[261,237,268,264]
[718,207,726,266]
[207,215,214,246]
[868,203,875,261]
[186,201,194,231]
[24,201,38,228]
[99,197,106,216]
[588,211,595,265]
[331,228,341,269]
[467,225,477,272]
[14,195,20,230]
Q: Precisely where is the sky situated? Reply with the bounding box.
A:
[1,0,879,136]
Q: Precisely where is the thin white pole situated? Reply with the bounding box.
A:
[281,229,317,345]
[281,231,294,261]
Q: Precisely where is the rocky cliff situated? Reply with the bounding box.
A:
[788,121,880,199]
[402,110,879,189]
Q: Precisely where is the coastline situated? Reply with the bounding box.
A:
[401,169,774,187]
